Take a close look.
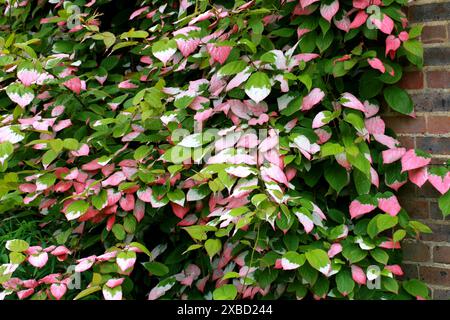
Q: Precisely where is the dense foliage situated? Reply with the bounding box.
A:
[0,0,449,301]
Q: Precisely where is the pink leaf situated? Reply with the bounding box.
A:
[401,149,431,172]
[351,265,367,285]
[133,199,145,222]
[370,166,379,188]
[408,167,428,187]
[300,0,319,8]
[373,134,399,149]
[207,44,232,64]
[370,13,394,35]
[385,35,401,57]
[118,80,138,89]
[50,283,67,300]
[379,240,401,249]
[129,6,149,20]
[294,211,314,233]
[119,194,135,211]
[385,264,404,276]
[378,194,401,216]
[364,101,379,118]
[398,31,409,42]
[328,243,343,258]
[106,278,125,288]
[368,58,386,73]
[17,289,34,300]
[137,188,152,203]
[341,92,365,112]
[365,116,385,135]
[75,255,96,272]
[28,251,48,268]
[261,164,289,187]
[102,171,126,187]
[301,88,325,111]
[18,69,40,87]
[171,202,189,219]
[349,199,376,219]
[320,0,339,22]
[334,15,351,32]
[312,111,328,129]
[382,147,406,164]
[226,68,252,91]
[428,172,450,195]
[63,77,82,94]
[176,38,200,57]
[349,11,368,29]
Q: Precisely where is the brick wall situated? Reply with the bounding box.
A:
[392,0,450,299]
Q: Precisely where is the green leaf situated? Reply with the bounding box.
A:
[320,142,344,157]
[403,279,429,298]
[205,239,222,259]
[393,229,406,242]
[186,185,210,202]
[74,286,101,300]
[213,284,237,300]
[353,168,371,195]
[112,224,126,240]
[336,269,355,295]
[183,225,216,241]
[282,251,306,269]
[324,162,349,194]
[409,25,423,39]
[142,262,169,276]
[6,239,29,252]
[342,245,367,263]
[370,248,389,264]
[91,190,107,210]
[123,215,137,234]
[218,60,247,76]
[305,249,330,275]
[9,252,26,264]
[65,200,89,221]
[42,149,58,167]
[134,145,152,161]
[409,221,432,234]
[377,214,398,233]
[382,277,399,294]
[439,190,450,217]
[129,242,152,256]
[121,30,149,39]
[384,86,414,115]
[183,244,203,255]
[167,189,185,207]
[245,72,271,103]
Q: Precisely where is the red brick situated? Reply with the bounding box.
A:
[433,246,450,264]
[421,223,450,242]
[433,289,450,300]
[420,266,450,286]
[397,183,418,199]
[397,136,415,149]
[400,263,419,280]
[384,115,426,134]
[399,71,424,90]
[400,198,429,219]
[430,201,450,221]
[417,182,443,198]
[426,70,450,89]
[403,241,431,262]
[421,25,448,44]
[426,115,450,134]
[416,137,450,155]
